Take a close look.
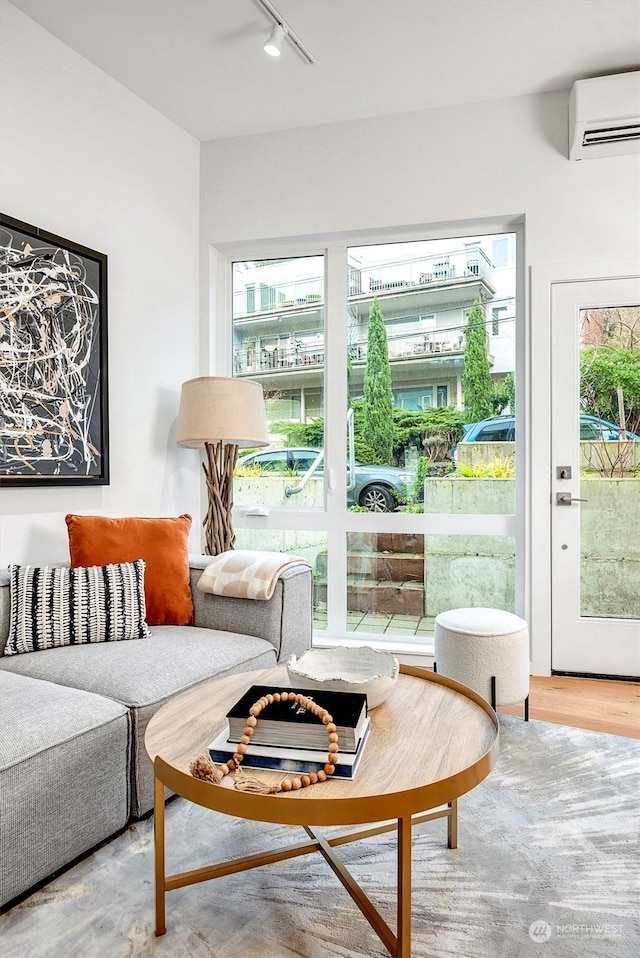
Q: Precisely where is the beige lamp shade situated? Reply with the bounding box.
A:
[176,377,269,449]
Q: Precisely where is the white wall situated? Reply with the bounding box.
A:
[0,3,202,564]
[199,91,640,672]
[200,91,639,259]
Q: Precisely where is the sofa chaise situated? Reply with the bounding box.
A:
[0,554,312,909]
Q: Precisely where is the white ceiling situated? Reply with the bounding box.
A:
[8,0,640,141]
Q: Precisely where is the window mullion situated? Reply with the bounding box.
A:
[324,245,348,513]
[324,245,348,636]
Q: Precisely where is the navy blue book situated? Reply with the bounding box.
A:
[226,684,368,751]
[209,719,370,780]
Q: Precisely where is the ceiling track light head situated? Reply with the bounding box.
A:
[255,0,315,65]
[264,23,285,57]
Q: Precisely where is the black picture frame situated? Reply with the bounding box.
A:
[0,214,109,486]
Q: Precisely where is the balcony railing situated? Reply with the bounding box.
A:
[355,247,493,297]
[234,281,324,320]
[350,326,466,362]
[234,326,471,376]
[235,343,325,375]
[233,247,494,320]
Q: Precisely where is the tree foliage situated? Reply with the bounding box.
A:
[270,417,324,447]
[462,302,493,422]
[391,406,465,463]
[412,455,431,501]
[271,403,465,466]
[362,298,394,464]
[492,372,515,415]
[580,346,640,425]
[356,403,465,464]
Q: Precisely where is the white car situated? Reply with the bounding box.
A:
[237,447,413,511]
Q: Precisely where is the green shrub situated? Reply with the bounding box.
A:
[455,458,515,478]
[270,418,324,447]
[413,456,431,500]
[234,462,263,477]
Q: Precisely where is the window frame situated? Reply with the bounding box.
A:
[211,219,527,653]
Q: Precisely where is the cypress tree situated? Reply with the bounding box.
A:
[462,302,494,422]
[362,298,394,464]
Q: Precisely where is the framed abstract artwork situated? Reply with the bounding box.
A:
[0,214,109,485]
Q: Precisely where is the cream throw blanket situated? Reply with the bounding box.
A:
[197,550,310,601]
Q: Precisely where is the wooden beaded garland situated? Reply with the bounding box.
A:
[190,690,339,795]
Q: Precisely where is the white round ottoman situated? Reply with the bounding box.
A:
[434,607,530,720]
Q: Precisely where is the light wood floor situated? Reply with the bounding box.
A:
[498,675,640,739]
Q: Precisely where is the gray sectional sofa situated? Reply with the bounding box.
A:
[0,555,312,909]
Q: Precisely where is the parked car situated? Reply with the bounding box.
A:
[460,414,640,444]
[237,447,414,511]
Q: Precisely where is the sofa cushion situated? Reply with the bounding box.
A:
[0,626,277,706]
[0,627,278,817]
[65,514,193,626]
[0,671,129,907]
[4,560,149,656]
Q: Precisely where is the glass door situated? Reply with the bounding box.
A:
[551,277,640,677]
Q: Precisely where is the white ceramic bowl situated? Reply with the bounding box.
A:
[287,646,399,709]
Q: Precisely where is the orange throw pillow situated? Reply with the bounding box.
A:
[65,514,193,626]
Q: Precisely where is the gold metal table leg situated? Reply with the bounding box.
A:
[153,774,166,937]
[447,798,458,849]
[397,816,412,958]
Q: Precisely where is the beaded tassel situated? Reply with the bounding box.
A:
[189,753,224,784]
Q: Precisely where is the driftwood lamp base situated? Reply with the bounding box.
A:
[175,377,270,555]
[202,440,239,556]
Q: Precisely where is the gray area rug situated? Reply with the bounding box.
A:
[1,716,638,958]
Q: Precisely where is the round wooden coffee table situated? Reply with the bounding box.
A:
[145,664,499,958]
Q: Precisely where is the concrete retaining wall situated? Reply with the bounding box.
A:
[456,440,640,472]
[423,476,640,617]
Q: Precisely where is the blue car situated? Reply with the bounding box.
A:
[460,415,639,443]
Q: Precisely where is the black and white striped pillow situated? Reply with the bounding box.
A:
[5,560,150,655]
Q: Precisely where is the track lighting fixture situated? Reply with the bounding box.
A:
[264,23,285,57]
[255,0,315,65]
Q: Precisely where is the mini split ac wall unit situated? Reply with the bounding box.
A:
[569,71,640,160]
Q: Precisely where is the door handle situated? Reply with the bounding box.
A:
[555,492,589,506]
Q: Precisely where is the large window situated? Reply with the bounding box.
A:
[227,228,520,649]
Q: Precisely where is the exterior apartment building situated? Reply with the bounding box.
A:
[231,233,516,426]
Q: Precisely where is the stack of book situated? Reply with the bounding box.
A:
[208,684,370,779]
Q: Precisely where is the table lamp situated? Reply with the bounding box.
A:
[176,376,269,555]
